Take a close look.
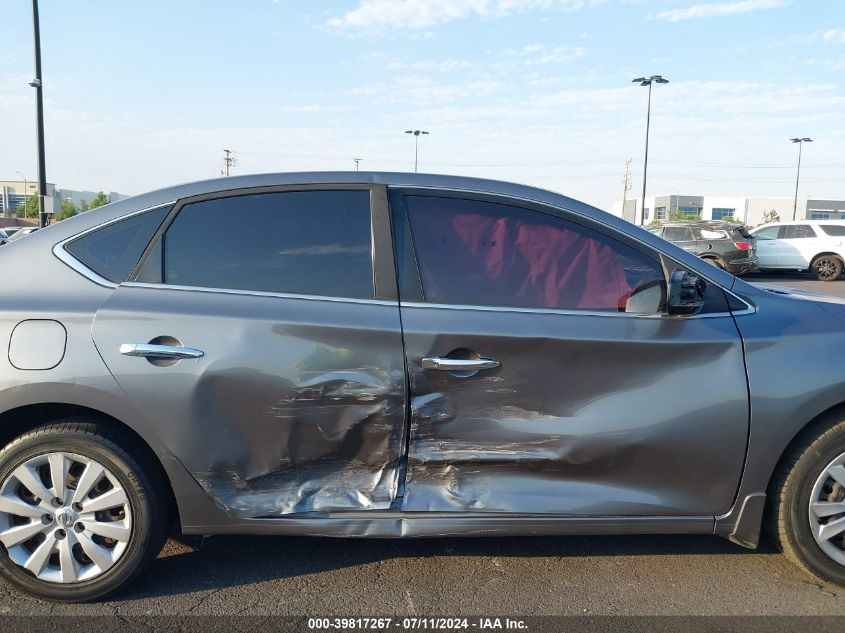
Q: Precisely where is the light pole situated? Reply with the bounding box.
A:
[405,130,429,173]
[632,75,669,225]
[15,171,28,220]
[354,157,362,171]
[790,137,812,221]
[29,0,48,228]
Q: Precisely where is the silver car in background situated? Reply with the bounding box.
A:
[0,172,843,602]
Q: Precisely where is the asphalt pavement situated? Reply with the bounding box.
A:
[1,271,844,621]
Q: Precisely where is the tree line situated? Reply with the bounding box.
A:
[18,191,111,222]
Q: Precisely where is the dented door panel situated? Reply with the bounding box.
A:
[399,306,749,516]
[92,285,406,517]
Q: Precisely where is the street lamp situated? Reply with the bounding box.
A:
[15,171,28,219]
[405,130,429,173]
[790,137,813,221]
[29,0,48,228]
[632,75,669,225]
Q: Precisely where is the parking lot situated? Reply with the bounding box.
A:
[0,271,844,619]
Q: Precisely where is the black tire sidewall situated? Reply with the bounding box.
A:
[813,256,844,281]
[783,428,845,585]
[0,428,156,602]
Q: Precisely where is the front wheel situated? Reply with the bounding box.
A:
[811,255,844,281]
[768,414,845,586]
[0,421,168,602]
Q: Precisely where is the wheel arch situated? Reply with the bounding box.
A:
[0,402,180,528]
[718,400,845,548]
[810,251,844,265]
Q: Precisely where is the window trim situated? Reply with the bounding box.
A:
[389,186,754,319]
[53,201,177,289]
[128,184,397,302]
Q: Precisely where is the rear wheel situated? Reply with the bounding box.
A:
[0,420,168,602]
[703,257,724,269]
[811,255,843,281]
[768,414,845,586]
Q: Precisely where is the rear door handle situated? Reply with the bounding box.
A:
[421,357,500,371]
[119,343,204,359]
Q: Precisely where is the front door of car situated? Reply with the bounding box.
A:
[751,225,782,267]
[91,187,408,517]
[391,191,749,517]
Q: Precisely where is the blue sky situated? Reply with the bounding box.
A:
[1,0,843,209]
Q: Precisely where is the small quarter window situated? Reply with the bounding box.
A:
[819,224,845,237]
[65,205,171,283]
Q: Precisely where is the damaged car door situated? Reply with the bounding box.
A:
[391,191,749,517]
[90,186,407,517]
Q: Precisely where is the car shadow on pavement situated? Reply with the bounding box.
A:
[118,534,776,601]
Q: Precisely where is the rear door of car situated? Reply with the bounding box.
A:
[87,185,408,518]
[777,224,820,268]
[662,226,697,254]
[390,189,749,517]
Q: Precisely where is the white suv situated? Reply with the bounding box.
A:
[749,220,845,281]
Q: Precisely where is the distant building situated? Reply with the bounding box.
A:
[611,194,845,227]
[0,179,129,219]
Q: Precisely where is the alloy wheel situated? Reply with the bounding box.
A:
[814,258,840,280]
[0,452,132,583]
[809,451,845,566]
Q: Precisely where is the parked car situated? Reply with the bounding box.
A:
[1,172,844,601]
[1,227,39,246]
[647,220,757,274]
[0,227,28,245]
[749,220,845,281]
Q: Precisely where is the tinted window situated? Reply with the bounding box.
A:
[663,227,693,242]
[66,205,170,283]
[405,196,665,312]
[781,224,816,239]
[154,190,373,298]
[820,224,845,236]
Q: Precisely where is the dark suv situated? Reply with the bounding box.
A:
[648,221,757,274]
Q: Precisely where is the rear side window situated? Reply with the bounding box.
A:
[145,190,373,299]
[405,196,665,312]
[65,205,171,283]
[663,227,693,241]
[820,224,845,236]
[694,228,727,240]
[732,226,754,239]
[781,224,816,239]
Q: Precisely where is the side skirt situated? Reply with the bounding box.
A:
[183,514,715,538]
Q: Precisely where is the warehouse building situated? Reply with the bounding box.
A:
[612,195,845,227]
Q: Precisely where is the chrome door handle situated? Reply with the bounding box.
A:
[421,357,500,371]
[119,343,204,359]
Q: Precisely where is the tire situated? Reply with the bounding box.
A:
[811,255,844,281]
[0,420,169,602]
[768,413,845,586]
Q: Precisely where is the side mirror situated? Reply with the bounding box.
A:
[667,270,705,316]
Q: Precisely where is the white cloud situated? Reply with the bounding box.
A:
[815,28,845,45]
[328,0,601,30]
[654,0,787,23]
[507,43,586,64]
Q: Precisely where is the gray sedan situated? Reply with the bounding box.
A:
[0,172,843,602]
